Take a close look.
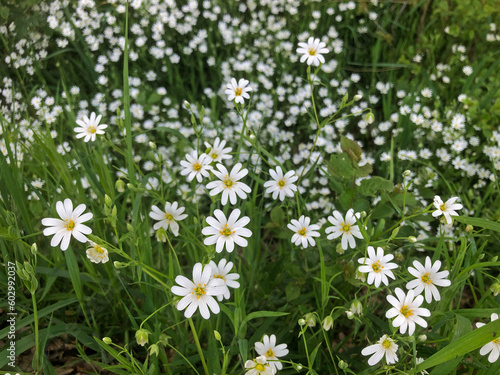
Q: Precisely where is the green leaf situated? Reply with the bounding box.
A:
[240,311,289,331]
[453,216,500,233]
[412,318,500,374]
[270,206,285,226]
[327,153,355,179]
[355,163,373,178]
[340,136,362,163]
[357,177,393,197]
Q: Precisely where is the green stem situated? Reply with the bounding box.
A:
[123,1,135,186]
[188,318,209,375]
[140,303,171,329]
[32,292,40,372]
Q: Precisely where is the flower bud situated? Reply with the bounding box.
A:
[490,283,500,296]
[418,334,427,342]
[296,364,303,371]
[304,313,316,327]
[159,334,170,345]
[492,256,498,262]
[350,300,363,316]
[103,337,112,344]
[408,236,417,243]
[353,94,362,101]
[322,316,334,331]
[338,360,349,369]
[298,318,306,326]
[364,112,375,124]
[155,227,167,243]
[149,344,159,356]
[345,311,355,320]
[115,179,125,192]
[114,261,127,269]
[465,224,473,232]
[214,330,221,340]
[403,169,412,177]
[31,243,38,255]
[183,100,191,109]
[149,141,157,151]
[135,329,149,346]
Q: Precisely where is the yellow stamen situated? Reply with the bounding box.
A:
[440,203,446,211]
[382,338,392,349]
[211,152,218,159]
[214,274,226,281]
[65,219,75,231]
[421,273,432,284]
[255,363,265,371]
[265,349,274,357]
[234,87,242,96]
[372,260,383,273]
[220,224,233,237]
[193,163,202,171]
[278,179,286,188]
[88,126,97,134]
[224,176,234,188]
[341,223,351,233]
[93,245,104,254]
[400,305,413,318]
[165,213,174,221]
[308,48,317,56]
[297,228,307,236]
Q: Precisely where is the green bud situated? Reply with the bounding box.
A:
[24,261,35,276]
[408,236,417,243]
[350,300,363,316]
[135,329,149,346]
[298,318,306,326]
[114,261,127,269]
[465,224,473,232]
[492,256,498,262]
[159,334,170,346]
[183,100,191,109]
[322,316,333,331]
[214,330,221,340]
[149,141,157,151]
[149,344,159,356]
[338,360,349,369]
[296,364,303,371]
[304,313,316,327]
[104,194,113,207]
[365,112,375,124]
[115,179,125,192]
[126,223,134,233]
[155,227,167,243]
[346,311,355,320]
[490,283,500,296]
[418,334,427,342]
[31,243,38,255]
[103,337,112,344]
[353,94,362,101]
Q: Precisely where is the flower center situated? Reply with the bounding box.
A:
[88,125,96,134]
[440,203,446,211]
[494,338,500,344]
[265,349,274,357]
[278,179,286,188]
[372,260,383,273]
[421,272,432,284]
[165,213,174,221]
[255,363,265,371]
[224,176,234,188]
[308,48,317,56]
[65,219,75,231]
[193,162,202,171]
[93,245,104,254]
[193,284,206,299]
[211,152,218,159]
[220,224,233,237]
[400,305,413,318]
[214,274,226,281]
[234,87,242,96]
[382,338,392,349]
[297,228,307,236]
[341,223,351,233]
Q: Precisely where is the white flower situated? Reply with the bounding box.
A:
[325,209,363,250]
[244,356,274,375]
[205,137,232,162]
[171,263,226,319]
[206,163,251,205]
[406,256,451,303]
[296,37,329,66]
[287,215,321,248]
[255,334,289,371]
[41,198,93,251]
[180,151,212,183]
[263,166,298,201]
[357,246,398,288]
[202,209,252,253]
[462,66,473,76]
[74,112,108,142]
[476,313,500,363]
[386,288,431,335]
[432,195,463,224]
[86,241,109,264]
[225,78,252,104]
[361,334,399,366]
[208,259,240,301]
[149,201,188,237]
